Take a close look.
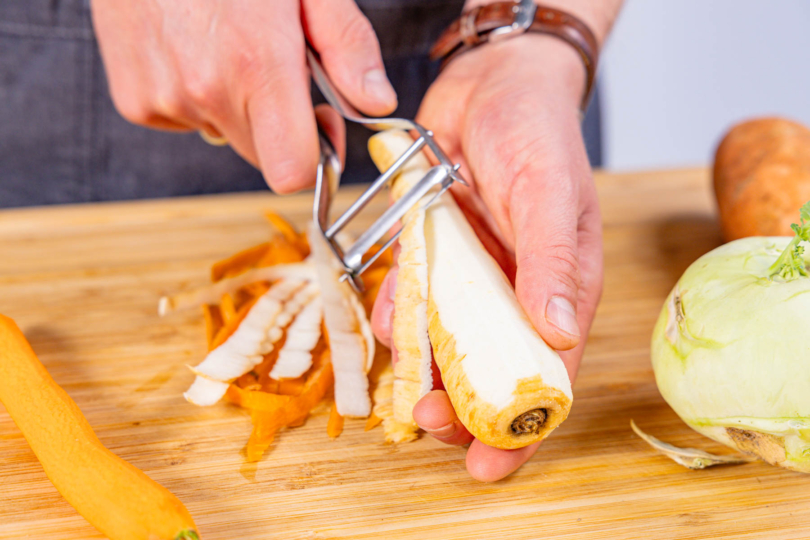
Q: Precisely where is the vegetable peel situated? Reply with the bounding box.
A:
[165,210,391,458]
[368,134,434,437]
[186,280,305,388]
[309,222,372,418]
[631,420,753,469]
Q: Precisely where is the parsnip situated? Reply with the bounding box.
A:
[308,223,373,417]
[158,262,315,316]
[270,295,323,379]
[367,135,435,438]
[371,363,418,443]
[369,130,573,449]
[184,280,316,406]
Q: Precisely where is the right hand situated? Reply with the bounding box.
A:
[91,0,396,193]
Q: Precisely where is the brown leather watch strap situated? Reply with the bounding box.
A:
[430,2,599,112]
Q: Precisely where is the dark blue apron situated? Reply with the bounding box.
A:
[0,0,600,208]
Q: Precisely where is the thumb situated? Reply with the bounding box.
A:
[510,164,583,352]
[302,0,397,116]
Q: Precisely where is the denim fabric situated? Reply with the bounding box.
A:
[0,0,601,207]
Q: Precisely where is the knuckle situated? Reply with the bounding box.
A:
[263,158,313,194]
[334,13,376,51]
[520,244,580,289]
[237,41,300,97]
[183,69,223,112]
[152,88,186,120]
[112,94,152,125]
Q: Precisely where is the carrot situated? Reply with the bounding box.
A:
[227,350,334,461]
[277,376,306,396]
[210,296,260,349]
[327,401,344,439]
[256,234,307,267]
[364,413,382,432]
[210,242,270,282]
[219,293,237,325]
[0,315,198,540]
[201,304,222,351]
[264,212,310,257]
[360,266,389,314]
[237,281,271,307]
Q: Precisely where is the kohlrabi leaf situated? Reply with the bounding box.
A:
[631,420,753,470]
[770,201,810,280]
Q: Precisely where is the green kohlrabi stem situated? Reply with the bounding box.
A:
[175,530,200,540]
[769,201,810,281]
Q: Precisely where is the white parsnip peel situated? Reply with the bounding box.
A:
[372,363,419,443]
[369,130,573,450]
[159,263,315,316]
[631,420,754,469]
[183,280,315,406]
[270,295,323,380]
[309,223,372,418]
[368,136,435,434]
[165,210,389,460]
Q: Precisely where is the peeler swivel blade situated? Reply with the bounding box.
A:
[307,43,467,293]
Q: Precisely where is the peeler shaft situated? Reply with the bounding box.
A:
[341,164,451,272]
[325,136,427,238]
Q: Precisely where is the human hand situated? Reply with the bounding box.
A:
[91,0,395,192]
[371,35,604,481]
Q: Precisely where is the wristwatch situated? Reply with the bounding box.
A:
[430,0,599,112]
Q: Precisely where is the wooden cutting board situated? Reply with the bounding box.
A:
[0,169,807,540]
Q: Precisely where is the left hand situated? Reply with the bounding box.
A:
[371,35,604,481]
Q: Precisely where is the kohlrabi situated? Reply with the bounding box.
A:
[650,202,810,472]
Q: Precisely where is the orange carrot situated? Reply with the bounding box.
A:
[327,401,344,439]
[360,266,389,314]
[210,296,259,349]
[0,315,199,540]
[256,234,306,267]
[202,304,223,351]
[210,242,270,282]
[229,351,334,461]
[365,413,383,432]
[264,212,309,256]
[277,376,306,396]
[219,293,237,325]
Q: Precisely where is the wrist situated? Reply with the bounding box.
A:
[450,32,586,112]
[462,0,623,46]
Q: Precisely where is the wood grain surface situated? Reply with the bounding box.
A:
[0,169,808,539]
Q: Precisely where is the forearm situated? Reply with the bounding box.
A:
[463,0,624,46]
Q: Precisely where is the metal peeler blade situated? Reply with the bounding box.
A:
[307,44,467,292]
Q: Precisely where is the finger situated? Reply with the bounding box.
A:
[371,266,397,347]
[247,38,319,194]
[413,390,474,446]
[465,440,541,482]
[511,169,582,351]
[505,121,592,352]
[430,358,445,391]
[559,190,603,381]
[302,0,397,115]
[314,104,347,167]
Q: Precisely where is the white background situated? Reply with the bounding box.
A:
[600,0,810,170]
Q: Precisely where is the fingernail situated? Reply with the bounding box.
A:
[388,268,398,301]
[545,296,580,337]
[363,68,397,105]
[419,421,456,439]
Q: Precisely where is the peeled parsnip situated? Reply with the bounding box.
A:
[369,130,573,449]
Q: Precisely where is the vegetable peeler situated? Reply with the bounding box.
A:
[307,45,468,293]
